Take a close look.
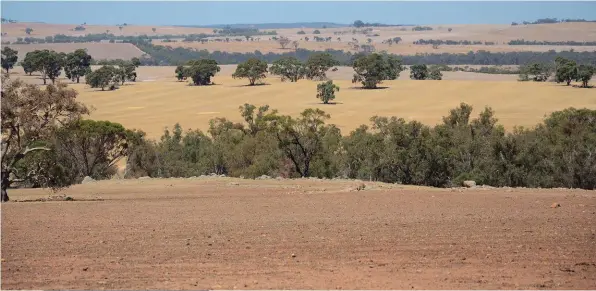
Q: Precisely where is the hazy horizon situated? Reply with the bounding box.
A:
[2,1,596,26]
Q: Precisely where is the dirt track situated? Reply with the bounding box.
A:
[2,178,595,289]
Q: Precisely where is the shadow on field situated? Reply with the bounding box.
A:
[231,83,272,87]
[348,86,390,90]
[306,102,344,105]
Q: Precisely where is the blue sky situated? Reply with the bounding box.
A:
[2,1,596,26]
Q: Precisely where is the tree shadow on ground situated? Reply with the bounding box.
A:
[348,86,390,90]
[232,83,271,87]
[306,101,344,105]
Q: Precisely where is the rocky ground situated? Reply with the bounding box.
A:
[2,177,595,289]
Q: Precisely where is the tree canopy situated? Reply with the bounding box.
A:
[232,58,268,85]
[270,57,306,82]
[1,47,18,73]
[64,49,92,83]
[1,76,89,201]
[352,53,404,89]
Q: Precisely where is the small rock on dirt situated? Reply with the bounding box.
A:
[82,267,89,271]
[551,202,561,208]
[291,253,296,258]
[462,180,476,188]
[138,176,151,180]
[256,175,271,180]
[81,176,95,184]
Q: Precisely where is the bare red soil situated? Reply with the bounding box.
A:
[2,178,595,289]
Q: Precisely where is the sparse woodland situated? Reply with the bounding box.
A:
[2,46,596,202]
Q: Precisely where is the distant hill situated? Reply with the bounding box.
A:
[176,22,349,29]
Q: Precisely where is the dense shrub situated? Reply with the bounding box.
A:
[124,103,596,190]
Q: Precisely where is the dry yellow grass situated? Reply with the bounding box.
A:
[64,75,596,139]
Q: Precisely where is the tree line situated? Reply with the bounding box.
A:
[508,39,596,46]
[3,74,595,202]
[518,57,595,87]
[1,46,142,90]
[125,41,596,66]
[413,39,497,46]
[512,18,596,25]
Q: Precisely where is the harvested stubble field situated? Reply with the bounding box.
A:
[7,65,595,139]
[2,177,596,289]
[6,65,595,139]
[6,42,146,60]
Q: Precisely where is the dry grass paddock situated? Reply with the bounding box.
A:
[7,64,593,139]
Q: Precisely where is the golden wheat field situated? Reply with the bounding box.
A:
[56,77,596,139]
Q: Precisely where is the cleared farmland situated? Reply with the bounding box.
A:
[3,22,596,59]
[2,178,596,289]
[6,43,145,60]
[154,40,596,55]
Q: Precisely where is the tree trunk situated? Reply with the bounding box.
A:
[1,188,8,202]
[76,76,80,83]
[43,77,47,85]
[567,80,571,86]
[1,175,9,202]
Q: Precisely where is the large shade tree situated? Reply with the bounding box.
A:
[1,76,89,202]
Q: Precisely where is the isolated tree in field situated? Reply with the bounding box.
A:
[86,65,118,90]
[292,41,299,50]
[64,49,92,83]
[152,27,157,33]
[54,119,129,179]
[270,57,306,82]
[25,27,33,35]
[232,58,268,86]
[352,53,404,89]
[119,26,123,31]
[313,30,321,34]
[1,47,18,73]
[1,76,90,202]
[316,80,340,104]
[277,37,291,49]
[576,64,595,88]
[555,57,578,85]
[305,52,340,80]
[448,28,453,32]
[175,65,187,81]
[410,64,428,80]
[187,59,221,85]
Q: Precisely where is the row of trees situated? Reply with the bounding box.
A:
[128,40,596,66]
[4,48,93,84]
[508,39,596,46]
[5,74,594,202]
[519,57,595,87]
[2,46,143,87]
[85,59,141,90]
[512,18,596,25]
[413,39,496,46]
